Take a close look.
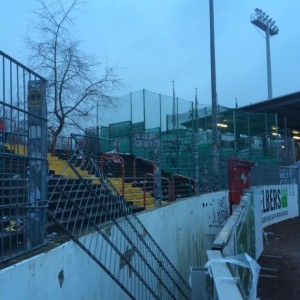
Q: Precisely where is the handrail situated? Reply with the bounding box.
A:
[1,116,17,152]
[67,136,86,169]
[143,173,171,209]
[70,133,115,155]
[48,126,56,156]
[171,174,196,201]
[48,132,192,299]
[100,153,125,199]
[66,136,72,160]
[133,157,155,187]
[12,119,16,153]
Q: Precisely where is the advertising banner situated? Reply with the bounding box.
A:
[253,184,299,228]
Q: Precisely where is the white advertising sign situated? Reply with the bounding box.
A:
[253,184,299,228]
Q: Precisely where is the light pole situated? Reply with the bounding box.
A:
[210,0,218,148]
[209,0,220,184]
[251,8,279,100]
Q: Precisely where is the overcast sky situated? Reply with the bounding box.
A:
[1,0,300,109]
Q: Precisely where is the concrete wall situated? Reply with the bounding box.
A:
[0,191,228,300]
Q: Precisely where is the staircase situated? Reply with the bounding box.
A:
[108,177,154,208]
[1,138,192,298]
[47,135,191,299]
[48,153,99,183]
[53,150,156,210]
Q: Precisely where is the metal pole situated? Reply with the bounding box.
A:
[210,0,218,145]
[248,112,251,155]
[130,92,133,123]
[209,0,219,182]
[195,88,198,132]
[233,109,237,152]
[27,79,48,248]
[96,100,99,128]
[96,101,100,157]
[143,89,146,127]
[176,96,179,168]
[153,139,162,207]
[264,112,268,156]
[275,113,279,162]
[143,89,146,157]
[192,102,194,132]
[176,96,179,131]
[172,81,176,130]
[159,93,162,134]
[194,151,200,195]
[266,27,273,100]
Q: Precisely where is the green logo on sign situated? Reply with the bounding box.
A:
[281,188,288,208]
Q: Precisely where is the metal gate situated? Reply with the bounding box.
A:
[0,51,48,262]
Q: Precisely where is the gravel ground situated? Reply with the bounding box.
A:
[257,216,300,300]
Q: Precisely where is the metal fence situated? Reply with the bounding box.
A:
[93,90,295,201]
[0,51,48,263]
[47,134,191,299]
[97,89,195,131]
[95,90,291,182]
[98,122,295,194]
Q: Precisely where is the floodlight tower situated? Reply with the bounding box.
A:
[251,8,279,100]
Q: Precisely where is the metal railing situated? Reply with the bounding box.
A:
[100,153,125,198]
[143,173,171,208]
[0,50,48,263]
[47,126,56,156]
[171,174,196,200]
[47,134,191,299]
[133,157,155,188]
[211,196,260,299]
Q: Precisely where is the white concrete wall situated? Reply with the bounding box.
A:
[0,191,228,300]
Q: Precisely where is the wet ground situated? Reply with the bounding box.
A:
[257,216,300,300]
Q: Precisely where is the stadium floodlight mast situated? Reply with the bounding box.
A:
[251,8,279,100]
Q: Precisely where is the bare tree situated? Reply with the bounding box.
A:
[25,0,121,137]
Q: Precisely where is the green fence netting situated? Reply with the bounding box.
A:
[96,90,293,181]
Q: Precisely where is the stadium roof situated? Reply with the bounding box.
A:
[240,91,300,134]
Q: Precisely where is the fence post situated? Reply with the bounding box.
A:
[193,151,200,195]
[26,79,48,248]
[153,139,162,207]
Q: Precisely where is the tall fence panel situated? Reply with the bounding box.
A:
[0,51,48,263]
[95,90,297,207]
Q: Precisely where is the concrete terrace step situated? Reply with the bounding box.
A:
[108,178,155,207]
[130,199,155,207]
[5,147,155,209]
[48,154,154,209]
[48,155,100,184]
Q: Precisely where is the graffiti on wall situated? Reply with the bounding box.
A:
[162,138,193,169]
[132,132,159,149]
[217,195,229,225]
